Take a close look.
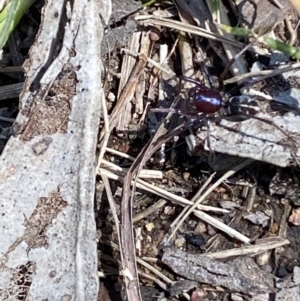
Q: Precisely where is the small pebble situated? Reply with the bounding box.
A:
[175,237,186,248]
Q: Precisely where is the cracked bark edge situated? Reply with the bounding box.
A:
[0,1,109,300]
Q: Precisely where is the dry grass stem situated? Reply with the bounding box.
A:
[105,147,136,161]
[136,14,244,48]
[100,159,163,179]
[103,240,171,292]
[197,238,290,259]
[137,257,173,284]
[206,0,247,81]
[137,270,169,291]
[122,48,174,75]
[133,198,167,223]
[245,186,257,212]
[224,62,300,85]
[137,15,270,57]
[100,168,251,243]
[141,257,157,263]
[170,172,215,229]
[168,159,253,243]
[193,210,251,244]
[178,34,195,78]
[100,167,229,213]
[285,17,297,45]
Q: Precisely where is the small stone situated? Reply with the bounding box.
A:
[175,237,186,248]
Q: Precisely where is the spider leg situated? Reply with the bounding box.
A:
[179,75,208,90]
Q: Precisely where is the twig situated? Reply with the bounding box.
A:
[224,62,300,85]
[105,147,136,161]
[137,270,168,292]
[100,167,228,213]
[197,238,290,259]
[133,198,167,223]
[170,172,215,229]
[206,0,247,84]
[101,159,163,179]
[137,257,172,284]
[122,48,174,75]
[100,167,251,244]
[192,209,251,244]
[136,14,245,48]
[278,199,291,238]
[167,159,253,243]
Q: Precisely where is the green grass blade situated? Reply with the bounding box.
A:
[0,0,36,50]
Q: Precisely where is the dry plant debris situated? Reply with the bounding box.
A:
[97,0,300,300]
[1,0,300,301]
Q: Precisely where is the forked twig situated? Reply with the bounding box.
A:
[101,167,251,244]
[167,159,254,244]
[170,172,216,229]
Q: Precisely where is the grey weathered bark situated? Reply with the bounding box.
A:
[0,1,111,300]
